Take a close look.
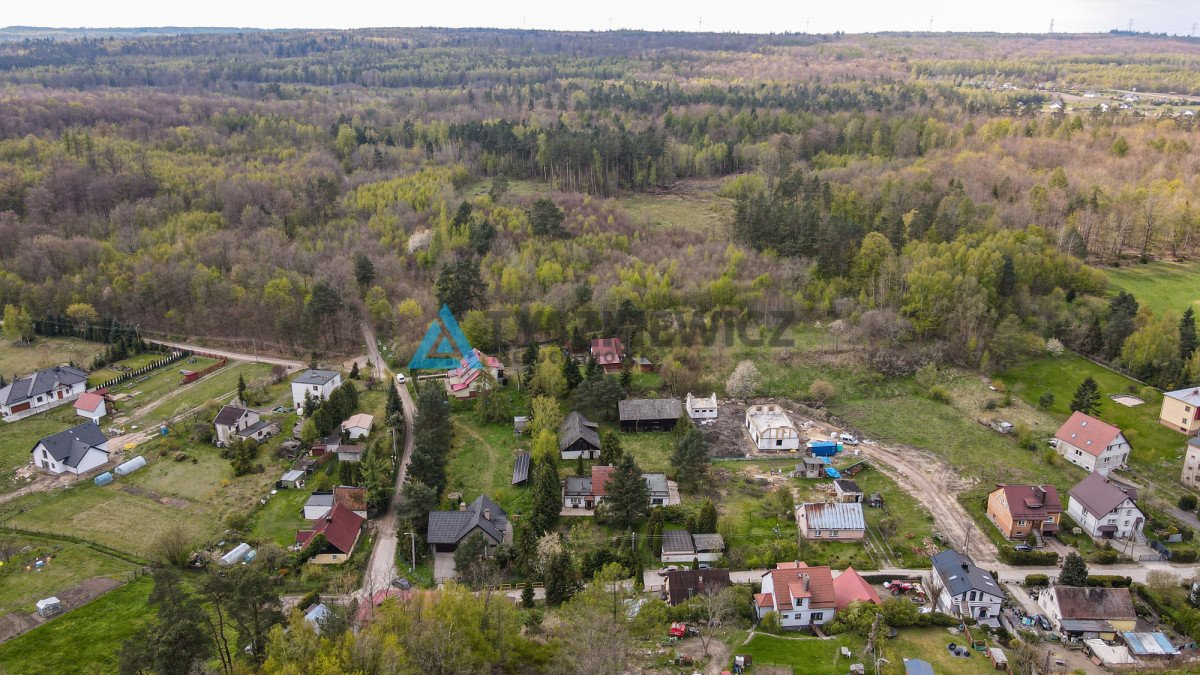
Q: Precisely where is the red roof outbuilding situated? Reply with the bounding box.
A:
[74,392,105,413]
[832,566,883,610]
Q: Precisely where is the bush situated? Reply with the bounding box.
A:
[1085,575,1132,588]
[1000,549,1059,566]
[298,589,321,610]
[1023,574,1050,588]
[758,611,782,634]
[927,611,960,627]
[808,380,835,402]
[1037,392,1055,409]
[1169,549,1199,563]
[1091,549,1120,564]
[928,385,951,403]
[1179,495,1198,511]
[224,512,249,531]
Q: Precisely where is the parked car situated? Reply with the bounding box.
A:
[395,373,407,384]
[658,566,679,576]
[1036,615,1052,631]
[1014,544,1033,552]
[833,432,859,445]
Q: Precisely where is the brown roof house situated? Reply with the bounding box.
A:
[832,567,882,611]
[1054,412,1130,477]
[1039,585,1137,640]
[986,484,1062,541]
[1066,473,1144,540]
[590,338,625,373]
[664,569,732,606]
[296,503,365,565]
[754,562,837,629]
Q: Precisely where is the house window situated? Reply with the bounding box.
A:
[830,530,839,537]
[42,449,48,460]
[968,591,976,601]
[776,440,782,446]
[812,612,824,621]
[1017,520,1027,526]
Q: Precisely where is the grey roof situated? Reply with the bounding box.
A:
[662,530,695,554]
[618,398,682,422]
[799,502,866,530]
[426,495,508,545]
[563,476,592,496]
[904,660,935,675]
[33,422,108,467]
[306,491,334,506]
[214,405,249,427]
[692,533,725,552]
[644,472,669,495]
[280,469,305,482]
[1190,436,1200,448]
[1069,473,1135,518]
[1164,387,1200,406]
[931,549,1000,598]
[559,411,600,452]
[1,365,88,405]
[1051,586,1135,620]
[293,369,340,386]
[802,457,825,466]
[512,452,531,485]
[238,420,274,438]
[834,479,862,494]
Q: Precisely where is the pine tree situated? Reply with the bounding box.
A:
[696,499,718,533]
[562,352,582,391]
[1059,552,1088,586]
[670,427,709,491]
[529,457,561,536]
[386,382,403,426]
[575,454,586,477]
[599,429,624,465]
[1070,376,1102,416]
[584,353,602,380]
[544,550,575,605]
[604,454,649,529]
[1181,307,1197,362]
[349,361,360,379]
[522,343,539,385]
[237,374,247,405]
[521,579,535,608]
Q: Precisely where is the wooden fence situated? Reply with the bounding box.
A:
[182,357,228,384]
[91,351,186,391]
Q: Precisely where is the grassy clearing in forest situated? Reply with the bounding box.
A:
[0,337,105,379]
[1105,260,1200,318]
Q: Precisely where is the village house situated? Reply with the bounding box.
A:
[31,421,110,475]
[986,484,1062,541]
[1053,411,1130,476]
[1067,472,1144,540]
[590,337,625,373]
[744,404,801,451]
[794,457,827,479]
[930,549,1003,627]
[559,411,600,460]
[0,365,89,421]
[340,413,373,440]
[832,567,882,611]
[1039,585,1137,641]
[296,502,365,564]
[444,349,505,399]
[290,369,342,413]
[73,391,107,422]
[1182,438,1200,489]
[754,562,838,629]
[833,479,863,503]
[303,486,368,520]
[426,495,511,554]
[310,435,340,457]
[336,445,363,462]
[618,398,681,432]
[660,530,726,563]
[797,502,866,541]
[685,392,718,420]
[1159,387,1200,434]
[664,569,732,606]
[213,405,278,447]
[562,465,670,509]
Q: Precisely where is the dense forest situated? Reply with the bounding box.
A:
[0,29,1197,384]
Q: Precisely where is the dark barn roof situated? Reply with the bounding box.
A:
[618,398,681,422]
[512,451,531,485]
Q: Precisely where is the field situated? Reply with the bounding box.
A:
[0,337,106,379]
[85,352,167,387]
[0,405,79,482]
[250,481,318,547]
[0,535,137,615]
[738,628,1000,675]
[1105,260,1200,318]
[446,405,533,516]
[0,576,152,674]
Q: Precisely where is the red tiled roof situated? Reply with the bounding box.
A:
[591,465,616,497]
[590,338,624,365]
[763,563,836,611]
[992,484,1062,520]
[1055,412,1123,457]
[832,566,882,610]
[300,502,364,554]
[754,592,774,608]
[334,485,368,512]
[74,392,105,412]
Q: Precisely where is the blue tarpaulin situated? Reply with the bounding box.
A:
[824,467,842,478]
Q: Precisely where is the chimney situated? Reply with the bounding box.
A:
[803,573,810,591]
[483,508,491,521]
[459,502,467,511]
[961,562,969,573]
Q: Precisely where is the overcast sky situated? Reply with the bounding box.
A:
[6,1,1197,35]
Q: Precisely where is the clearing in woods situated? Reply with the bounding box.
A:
[1105,260,1200,318]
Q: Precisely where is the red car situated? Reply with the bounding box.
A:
[669,622,688,638]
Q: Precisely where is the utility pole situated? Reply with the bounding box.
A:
[407,531,417,572]
[1049,18,1054,34]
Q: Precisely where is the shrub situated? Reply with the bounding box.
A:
[928,385,951,403]
[1091,549,1120,564]
[1023,574,1050,588]
[1085,575,1132,588]
[758,611,782,634]
[1045,338,1065,356]
[808,380,835,402]
[1000,549,1059,566]
[298,589,321,610]
[1037,392,1055,409]
[224,513,249,531]
[1170,549,1199,563]
[1179,495,1198,511]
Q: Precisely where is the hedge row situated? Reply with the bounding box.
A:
[999,549,1059,566]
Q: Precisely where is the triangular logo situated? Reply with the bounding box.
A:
[408,304,475,370]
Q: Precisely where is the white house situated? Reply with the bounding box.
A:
[1067,472,1144,540]
[341,413,374,440]
[754,562,837,629]
[1054,412,1130,476]
[291,370,342,413]
[930,549,1002,627]
[31,422,110,475]
[744,404,801,451]
[73,392,107,422]
[685,393,718,420]
[1,365,89,421]
[214,405,261,446]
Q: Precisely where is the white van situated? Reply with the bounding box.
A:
[395,373,407,384]
[834,432,858,445]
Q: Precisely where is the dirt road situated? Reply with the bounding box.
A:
[147,338,303,370]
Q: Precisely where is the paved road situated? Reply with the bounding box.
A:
[146,338,304,370]
[357,323,416,597]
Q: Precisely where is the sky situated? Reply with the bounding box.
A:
[5,0,1197,35]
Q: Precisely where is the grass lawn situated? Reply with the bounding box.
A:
[0,404,80,483]
[5,481,217,559]
[614,186,733,236]
[250,486,312,547]
[848,468,936,569]
[135,361,272,424]
[100,355,220,421]
[0,576,152,674]
[617,429,674,474]
[999,353,1188,488]
[86,351,168,387]
[0,337,106,378]
[1105,260,1200,318]
[740,628,999,675]
[447,406,533,517]
[0,535,137,614]
[126,439,283,518]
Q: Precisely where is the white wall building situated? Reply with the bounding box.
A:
[685,392,718,420]
[1067,473,1144,541]
[744,404,801,451]
[930,549,1002,627]
[31,422,110,475]
[753,562,837,629]
[1054,412,1130,477]
[1,365,89,421]
[291,370,342,413]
